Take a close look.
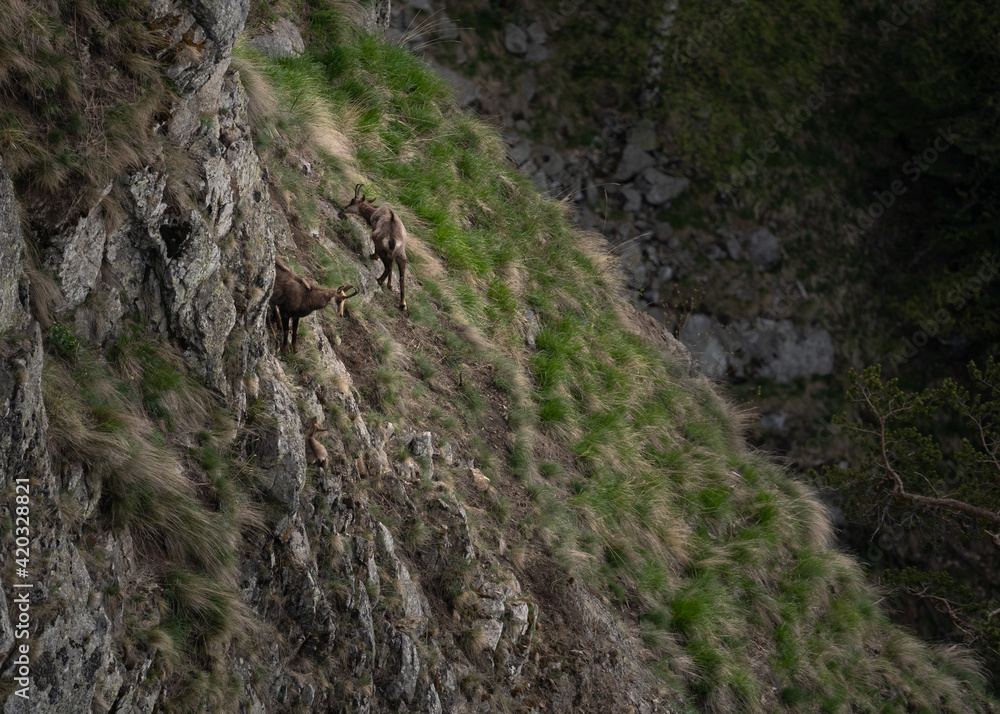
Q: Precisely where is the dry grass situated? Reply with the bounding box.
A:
[0,0,170,221]
[42,323,255,670]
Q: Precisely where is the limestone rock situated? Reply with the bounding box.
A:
[613,144,656,181]
[525,43,550,64]
[745,228,781,270]
[628,119,659,152]
[524,307,539,348]
[186,0,250,46]
[679,314,835,382]
[639,167,689,205]
[473,619,504,650]
[44,186,112,309]
[0,157,27,334]
[526,22,547,44]
[621,184,643,213]
[252,357,308,510]
[504,24,528,55]
[248,18,305,57]
[426,59,478,107]
[383,625,420,701]
[678,314,729,377]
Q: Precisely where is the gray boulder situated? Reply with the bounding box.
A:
[678,314,730,377]
[525,43,550,64]
[431,63,478,107]
[679,314,835,383]
[640,167,689,205]
[745,228,781,270]
[628,119,659,151]
[504,24,528,54]
[526,22,547,44]
[248,18,305,58]
[613,144,656,181]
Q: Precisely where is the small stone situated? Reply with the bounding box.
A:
[507,602,530,637]
[627,119,658,151]
[701,243,726,261]
[526,22,547,44]
[504,24,528,55]
[760,412,787,430]
[473,619,504,650]
[524,308,539,349]
[475,597,506,619]
[640,167,689,205]
[613,144,656,182]
[431,64,478,107]
[521,74,536,103]
[537,146,565,178]
[621,184,643,213]
[525,43,550,64]
[725,236,742,260]
[745,228,781,270]
[439,442,454,466]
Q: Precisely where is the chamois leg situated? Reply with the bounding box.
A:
[378,256,392,287]
[396,256,407,311]
[291,316,300,354]
[268,305,280,346]
[279,310,290,353]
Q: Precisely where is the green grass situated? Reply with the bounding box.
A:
[21,0,993,710]
[43,321,253,664]
[223,3,996,708]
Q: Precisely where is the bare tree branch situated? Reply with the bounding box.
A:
[859,381,1000,534]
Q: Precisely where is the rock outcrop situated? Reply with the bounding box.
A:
[0,3,665,712]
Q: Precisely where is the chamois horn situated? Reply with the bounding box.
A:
[337,285,360,299]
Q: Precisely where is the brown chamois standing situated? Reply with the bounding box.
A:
[305,420,329,469]
[270,259,341,353]
[343,184,408,311]
[335,285,359,317]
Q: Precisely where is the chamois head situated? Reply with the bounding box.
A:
[305,419,329,469]
[343,183,377,216]
[306,419,327,438]
[335,285,359,317]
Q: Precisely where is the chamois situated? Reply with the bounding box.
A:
[305,420,329,469]
[343,184,408,311]
[335,285,359,317]
[270,259,341,353]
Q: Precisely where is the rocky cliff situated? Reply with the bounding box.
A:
[0,0,994,712]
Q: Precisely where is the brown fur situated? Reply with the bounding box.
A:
[343,184,408,311]
[305,420,329,469]
[270,259,340,353]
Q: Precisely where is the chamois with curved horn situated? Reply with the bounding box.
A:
[335,285,359,317]
[270,259,342,353]
[343,183,408,311]
[305,420,329,469]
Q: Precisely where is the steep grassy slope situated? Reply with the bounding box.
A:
[1,0,995,710]
[229,2,992,710]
